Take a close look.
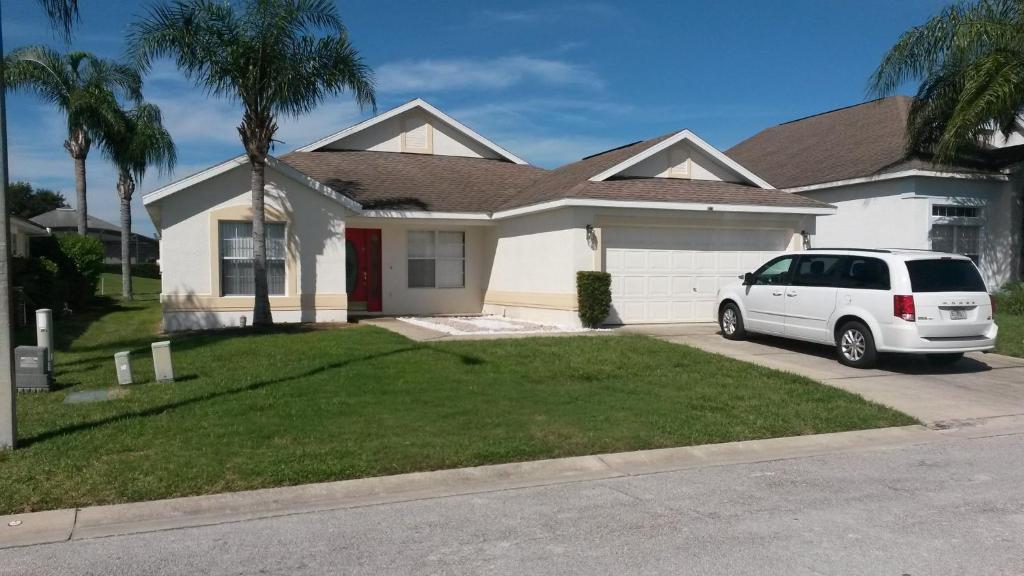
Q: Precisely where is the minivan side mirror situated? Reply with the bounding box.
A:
[742,272,755,286]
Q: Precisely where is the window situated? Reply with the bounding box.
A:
[905,259,986,293]
[792,255,843,287]
[836,257,890,290]
[932,205,979,218]
[408,231,464,288]
[930,224,980,264]
[751,256,795,286]
[220,221,286,296]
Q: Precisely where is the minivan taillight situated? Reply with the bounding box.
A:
[894,295,916,322]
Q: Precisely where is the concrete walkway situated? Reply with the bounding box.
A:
[623,323,1024,425]
[3,415,1023,551]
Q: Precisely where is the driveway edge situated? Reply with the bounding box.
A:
[3,415,1023,549]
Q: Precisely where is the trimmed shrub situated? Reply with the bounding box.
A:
[997,282,1024,316]
[577,271,612,328]
[56,235,104,304]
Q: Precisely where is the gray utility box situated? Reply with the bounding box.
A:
[114,351,134,386]
[151,341,174,382]
[15,346,51,392]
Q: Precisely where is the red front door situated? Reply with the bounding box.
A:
[345,228,382,312]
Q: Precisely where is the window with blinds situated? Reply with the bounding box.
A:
[408,231,464,288]
[220,221,287,296]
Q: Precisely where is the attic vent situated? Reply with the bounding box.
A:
[668,147,690,177]
[402,116,431,152]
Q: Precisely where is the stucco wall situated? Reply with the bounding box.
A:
[155,163,349,331]
[801,176,1020,289]
[345,217,491,316]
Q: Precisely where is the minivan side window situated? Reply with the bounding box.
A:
[751,256,795,286]
[792,255,843,287]
[837,257,891,290]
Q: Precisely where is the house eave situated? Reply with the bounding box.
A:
[786,169,1011,194]
[491,198,836,219]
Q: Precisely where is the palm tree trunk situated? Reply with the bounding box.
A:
[73,154,87,235]
[118,174,134,300]
[251,161,271,327]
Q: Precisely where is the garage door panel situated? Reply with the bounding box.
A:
[605,226,789,324]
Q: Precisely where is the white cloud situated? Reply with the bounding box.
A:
[376,56,604,93]
[496,134,623,168]
[477,4,620,24]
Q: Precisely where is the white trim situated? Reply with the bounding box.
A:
[491,198,836,219]
[787,169,1010,194]
[588,129,774,189]
[359,210,491,220]
[294,98,528,165]
[143,156,249,205]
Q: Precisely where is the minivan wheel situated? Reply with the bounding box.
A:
[926,353,964,366]
[719,303,746,340]
[836,321,877,369]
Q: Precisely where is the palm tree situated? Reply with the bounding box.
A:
[1,0,82,450]
[5,47,142,235]
[870,0,1024,163]
[103,102,176,299]
[127,0,375,327]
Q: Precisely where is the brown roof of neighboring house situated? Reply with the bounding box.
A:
[497,132,829,211]
[280,150,547,213]
[31,207,122,233]
[726,96,1010,189]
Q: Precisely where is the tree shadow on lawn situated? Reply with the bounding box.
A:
[20,342,485,448]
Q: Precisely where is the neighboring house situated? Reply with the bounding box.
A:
[9,216,49,257]
[144,98,833,331]
[31,207,160,264]
[728,96,1024,290]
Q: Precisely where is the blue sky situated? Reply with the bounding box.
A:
[4,0,944,236]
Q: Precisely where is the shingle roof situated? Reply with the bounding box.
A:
[31,208,120,232]
[726,96,1006,189]
[498,132,828,211]
[280,132,831,214]
[280,150,546,213]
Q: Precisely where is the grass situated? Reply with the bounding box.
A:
[995,313,1024,358]
[0,278,914,514]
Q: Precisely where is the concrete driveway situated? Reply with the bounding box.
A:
[622,323,1024,425]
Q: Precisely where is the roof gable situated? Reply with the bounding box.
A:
[590,130,772,188]
[295,98,527,164]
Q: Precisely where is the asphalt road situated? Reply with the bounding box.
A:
[2,432,1022,576]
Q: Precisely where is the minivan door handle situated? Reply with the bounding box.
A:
[786,290,797,297]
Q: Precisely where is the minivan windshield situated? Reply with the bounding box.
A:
[905,259,986,293]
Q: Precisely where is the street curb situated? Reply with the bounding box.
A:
[3,414,1023,549]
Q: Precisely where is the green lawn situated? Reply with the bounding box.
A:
[996,312,1024,358]
[0,283,914,514]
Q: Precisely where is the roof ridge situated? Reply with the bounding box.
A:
[778,95,910,126]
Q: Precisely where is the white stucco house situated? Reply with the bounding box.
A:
[144,98,834,331]
[728,96,1024,291]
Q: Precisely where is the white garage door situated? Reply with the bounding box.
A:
[604,226,790,323]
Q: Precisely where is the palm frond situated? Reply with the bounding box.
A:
[37,0,79,40]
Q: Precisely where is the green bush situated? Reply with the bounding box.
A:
[997,282,1024,315]
[577,271,612,328]
[56,235,104,304]
[11,256,63,312]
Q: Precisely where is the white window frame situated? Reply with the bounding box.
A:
[930,202,984,265]
[219,220,288,297]
[407,230,465,289]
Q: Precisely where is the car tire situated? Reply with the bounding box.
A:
[719,303,746,340]
[926,353,964,366]
[836,321,877,369]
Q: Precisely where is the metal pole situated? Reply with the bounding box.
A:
[0,1,18,449]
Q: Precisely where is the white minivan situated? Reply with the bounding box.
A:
[715,249,998,368]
